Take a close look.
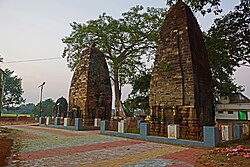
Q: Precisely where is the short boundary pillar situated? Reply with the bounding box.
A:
[204,126,219,147]
[75,118,83,130]
[55,117,60,125]
[39,117,45,125]
[100,120,108,133]
[140,123,149,136]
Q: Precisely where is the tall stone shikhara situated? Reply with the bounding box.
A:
[149,2,214,138]
[68,46,112,126]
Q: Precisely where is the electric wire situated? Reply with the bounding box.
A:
[3,57,62,64]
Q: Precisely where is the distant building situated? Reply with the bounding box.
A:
[0,68,4,116]
[215,93,250,140]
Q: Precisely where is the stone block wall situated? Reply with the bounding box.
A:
[68,46,112,126]
[149,1,214,138]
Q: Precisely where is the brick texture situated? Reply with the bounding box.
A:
[68,46,112,126]
[149,2,214,138]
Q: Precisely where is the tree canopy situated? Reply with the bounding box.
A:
[17,103,35,114]
[124,70,151,115]
[3,69,25,111]
[62,6,166,115]
[204,0,250,96]
[32,98,55,117]
[126,1,249,112]
[166,0,222,15]
[62,1,248,114]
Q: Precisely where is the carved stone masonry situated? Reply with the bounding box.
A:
[53,96,68,117]
[68,46,112,126]
[149,1,214,138]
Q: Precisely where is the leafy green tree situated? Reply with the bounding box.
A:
[126,1,249,108]
[3,69,25,111]
[62,6,166,115]
[166,0,222,15]
[204,1,250,97]
[32,98,55,117]
[124,70,151,115]
[63,1,247,115]
[17,103,35,115]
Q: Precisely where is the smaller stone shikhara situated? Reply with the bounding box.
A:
[68,45,112,126]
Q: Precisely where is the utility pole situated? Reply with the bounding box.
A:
[38,82,45,117]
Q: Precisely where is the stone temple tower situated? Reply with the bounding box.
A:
[149,1,214,139]
[68,46,112,126]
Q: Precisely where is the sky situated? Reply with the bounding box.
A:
[0,0,249,106]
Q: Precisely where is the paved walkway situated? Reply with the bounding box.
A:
[4,124,207,167]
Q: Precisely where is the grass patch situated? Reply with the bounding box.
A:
[1,114,32,117]
[127,128,140,134]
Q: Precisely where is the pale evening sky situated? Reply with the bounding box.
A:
[0,0,249,106]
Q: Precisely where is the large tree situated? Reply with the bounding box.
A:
[124,70,151,115]
[62,1,247,115]
[62,6,166,116]
[204,0,250,97]
[32,98,55,117]
[166,0,222,15]
[2,69,25,111]
[17,103,35,115]
[125,1,249,110]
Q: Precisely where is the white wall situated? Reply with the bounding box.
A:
[215,111,238,120]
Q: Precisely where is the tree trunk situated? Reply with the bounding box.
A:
[113,67,126,118]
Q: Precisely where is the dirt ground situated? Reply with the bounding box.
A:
[0,119,36,167]
[0,128,15,167]
[196,138,250,167]
[0,119,36,126]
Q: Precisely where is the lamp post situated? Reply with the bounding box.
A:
[38,82,45,118]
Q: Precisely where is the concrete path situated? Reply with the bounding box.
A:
[5,124,207,167]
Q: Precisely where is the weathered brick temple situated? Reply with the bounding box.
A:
[68,46,112,126]
[53,96,68,117]
[149,1,214,140]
